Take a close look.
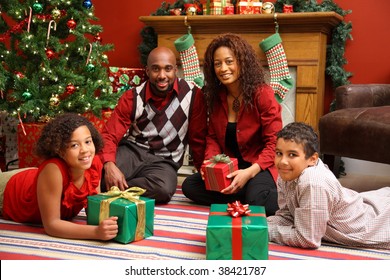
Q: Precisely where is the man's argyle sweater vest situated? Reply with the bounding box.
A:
[125,79,196,165]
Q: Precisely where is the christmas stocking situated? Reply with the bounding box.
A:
[260,33,294,103]
[174,33,204,88]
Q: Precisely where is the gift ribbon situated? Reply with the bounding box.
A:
[99,186,146,241]
[205,154,234,191]
[210,201,266,260]
[227,201,251,218]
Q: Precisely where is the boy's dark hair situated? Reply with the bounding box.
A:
[35,113,104,159]
[277,122,319,158]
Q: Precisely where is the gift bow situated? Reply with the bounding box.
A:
[211,154,231,164]
[99,186,146,241]
[227,201,251,218]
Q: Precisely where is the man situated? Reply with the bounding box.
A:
[99,47,207,203]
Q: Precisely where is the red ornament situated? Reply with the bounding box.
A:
[65,84,76,94]
[15,71,25,79]
[66,19,77,30]
[93,33,102,43]
[45,49,55,59]
[59,84,76,100]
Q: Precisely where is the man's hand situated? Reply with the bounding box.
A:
[103,161,129,191]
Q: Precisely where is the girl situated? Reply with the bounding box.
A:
[0,113,118,240]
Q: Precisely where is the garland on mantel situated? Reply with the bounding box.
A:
[138,0,352,96]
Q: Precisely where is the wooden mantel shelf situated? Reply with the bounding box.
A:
[139,12,343,35]
[139,12,343,131]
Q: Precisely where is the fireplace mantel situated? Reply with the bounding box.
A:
[139,12,343,130]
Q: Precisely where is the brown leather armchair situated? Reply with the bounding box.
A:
[319,84,390,177]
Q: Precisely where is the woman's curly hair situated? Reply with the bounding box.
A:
[34,113,104,160]
[203,33,268,111]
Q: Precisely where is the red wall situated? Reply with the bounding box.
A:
[93,0,390,84]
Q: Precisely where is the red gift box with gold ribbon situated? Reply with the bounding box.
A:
[206,202,269,260]
[201,154,238,191]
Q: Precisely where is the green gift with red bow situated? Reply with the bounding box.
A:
[206,202,268,260]
[87,186,155,244]
[201,154,238,191]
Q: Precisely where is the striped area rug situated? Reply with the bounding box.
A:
[1,187,389,260]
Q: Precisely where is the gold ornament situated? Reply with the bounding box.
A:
[186,6,197,16]
[49,94,60,107]
[52,8,61,20]
[261,2,275,14]
[38,115,53,123]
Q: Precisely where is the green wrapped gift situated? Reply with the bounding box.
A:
[87,187,155,244]
[206,203,268,260]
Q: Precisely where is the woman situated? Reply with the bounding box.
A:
[182,33,282,216]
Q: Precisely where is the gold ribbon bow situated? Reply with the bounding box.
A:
[99,186,146,241]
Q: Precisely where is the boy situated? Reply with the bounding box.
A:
[267,122,390,249]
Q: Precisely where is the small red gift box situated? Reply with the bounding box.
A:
[201,155,238,191]
[236,1,262,14]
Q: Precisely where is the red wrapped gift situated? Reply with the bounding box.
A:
[82,109,112,133]
[108,67,147,94]
[223,4,235,15]
[201,154,238,191]
[203,0,232,15]
[17,110,113,168]
[17,122,45,168]
[283,4,294,13]
[236,0,262,14]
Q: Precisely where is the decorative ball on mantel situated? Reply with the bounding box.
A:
[185,5,197,16]
[261,2,275,14]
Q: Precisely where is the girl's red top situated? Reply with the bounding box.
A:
[3,156,102,223]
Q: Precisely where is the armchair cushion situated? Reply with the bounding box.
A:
[319,84,390,177]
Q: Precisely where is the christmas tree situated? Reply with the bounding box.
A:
[0,0,116,123]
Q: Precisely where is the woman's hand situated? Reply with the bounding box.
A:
[96,216,118,241]
[221,163,261,194]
